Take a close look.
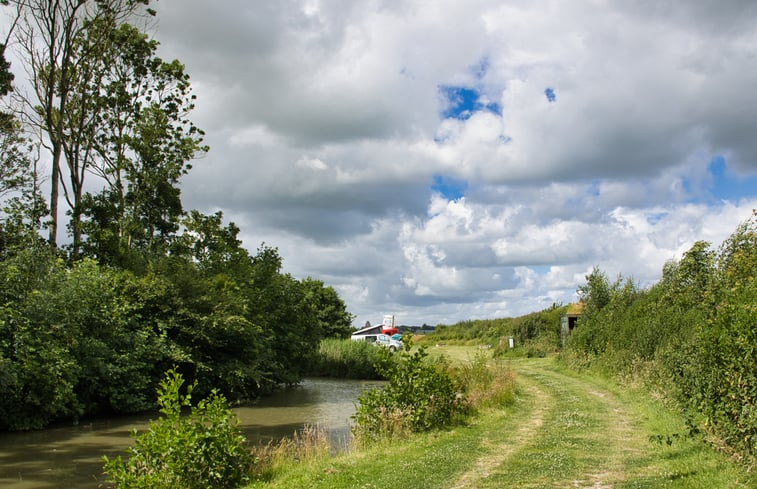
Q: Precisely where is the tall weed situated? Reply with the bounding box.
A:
[451,352,517,409]
[251,424,331,480]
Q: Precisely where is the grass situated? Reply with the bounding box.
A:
[246,398,528,489]
[251,425,332,482]
[510,359,754,488]
[243,352,755,489]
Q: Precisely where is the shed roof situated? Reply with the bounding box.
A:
[566,302,586,317]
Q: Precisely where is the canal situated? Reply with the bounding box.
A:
[0,378,380,489]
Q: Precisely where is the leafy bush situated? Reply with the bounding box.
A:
[351,346,467,443]
[103,369,253,489]
[0,235,354,429]
[664,216,757,459]
[0,249,81,429]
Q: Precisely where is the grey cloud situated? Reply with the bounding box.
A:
[619,0,757,36]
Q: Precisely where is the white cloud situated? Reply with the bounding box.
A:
[137,0,757,326]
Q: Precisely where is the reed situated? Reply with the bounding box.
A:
[310,339,388,379]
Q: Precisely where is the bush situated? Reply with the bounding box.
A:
[351,346,467,443]
[103,369,253,489]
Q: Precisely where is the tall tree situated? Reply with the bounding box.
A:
[9,0,153,250]
[301,277,355,338]
[79,19,206,263]
[0,38,21,198]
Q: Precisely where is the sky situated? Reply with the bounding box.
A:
[27,0,757,327]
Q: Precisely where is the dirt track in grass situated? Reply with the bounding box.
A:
[449,358,651,488]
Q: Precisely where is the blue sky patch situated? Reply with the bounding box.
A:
[432,175,468,201]
[708,156,757,202]
[440,85,502,120]
[545,87,556,102]
[531,265,550,276]
[588,180,601,197]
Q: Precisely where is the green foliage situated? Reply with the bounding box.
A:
[0,250,188,428]
[310,338,390,379]
[103,369,253,489]
[301,278,354,339]
[1,209,354,430]
[78,17,207,262]
[564,212,757,462]
[567,272,640,359]
[0,247,79,429]
[0,42,13,97]
[352,346,466,443]
[1,0,355,433]
[246,246,322,387]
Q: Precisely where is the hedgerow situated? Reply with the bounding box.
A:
[564,212,756,463]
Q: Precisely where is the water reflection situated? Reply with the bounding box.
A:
[0,378,380,489]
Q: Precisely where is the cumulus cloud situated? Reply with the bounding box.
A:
[142,0,757,326]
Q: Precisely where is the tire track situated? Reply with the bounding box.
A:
[448,359,650,489]
[449,375,551,489]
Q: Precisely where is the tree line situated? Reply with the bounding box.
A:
[0,0,353,430]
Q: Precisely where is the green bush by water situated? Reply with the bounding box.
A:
[351,345,468,443]
[103,369,253,489]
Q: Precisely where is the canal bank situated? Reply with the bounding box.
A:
[0,378,381,489]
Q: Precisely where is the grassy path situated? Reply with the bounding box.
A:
[448,380,550,489]
[247,356,754,488]
[457,358,751,488]
[465,359,649,488]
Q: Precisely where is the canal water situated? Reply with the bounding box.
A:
[0,378,381,489]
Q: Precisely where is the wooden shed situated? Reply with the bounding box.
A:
[560,302,585,345]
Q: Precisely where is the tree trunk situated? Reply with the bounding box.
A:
[48,143,61,249]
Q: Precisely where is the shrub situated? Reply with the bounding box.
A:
[351,346,467,443]
[103,369,253,489]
